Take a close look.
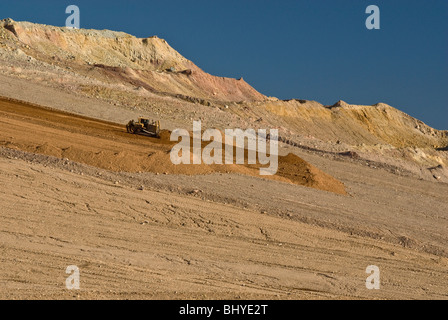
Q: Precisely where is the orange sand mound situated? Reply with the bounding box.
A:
[0,96,346,194]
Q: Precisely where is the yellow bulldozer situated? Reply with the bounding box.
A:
[126,117,161,138]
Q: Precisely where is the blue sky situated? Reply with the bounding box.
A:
[1,0,447,129]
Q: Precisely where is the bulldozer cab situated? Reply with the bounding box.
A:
[138,117,150,125]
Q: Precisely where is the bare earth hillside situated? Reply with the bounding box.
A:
[0,19,446,183]
[0,19,447,300]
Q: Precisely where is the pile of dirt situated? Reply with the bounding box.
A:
[276,153,347,195]
[0,96,346,194]
[158,129,174,144]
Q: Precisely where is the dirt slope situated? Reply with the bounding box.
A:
[0,96,346,194]
[1,154,447,300]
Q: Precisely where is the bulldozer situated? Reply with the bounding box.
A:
[126,117,161,138]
